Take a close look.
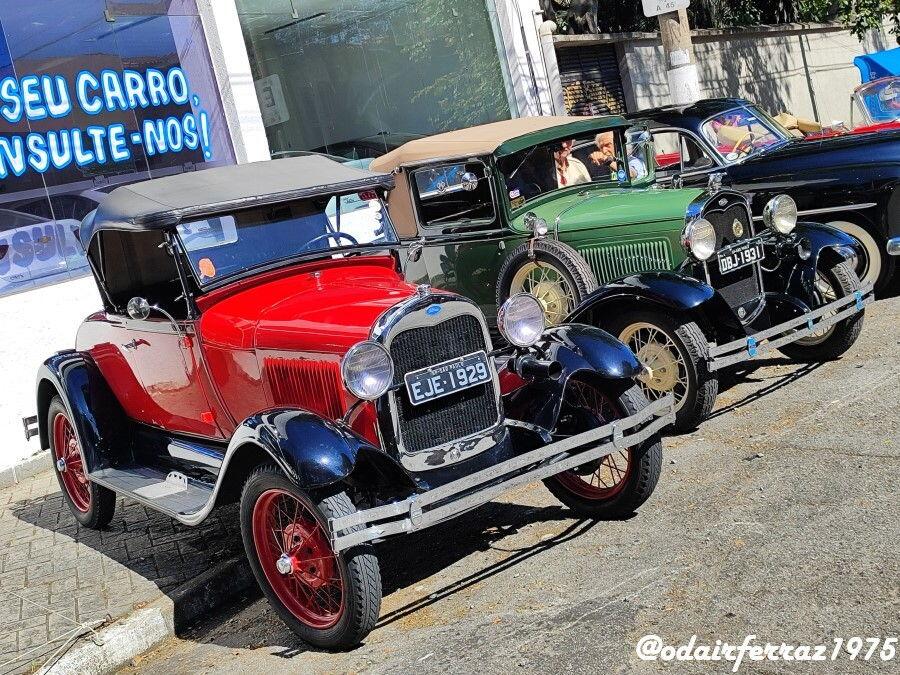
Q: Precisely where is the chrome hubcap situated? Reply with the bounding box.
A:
[275,553,293,575]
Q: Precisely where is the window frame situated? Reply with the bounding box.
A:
[410,158,498,232]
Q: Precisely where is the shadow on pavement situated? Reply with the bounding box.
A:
[150,500,596,658]
[708,358,826,421]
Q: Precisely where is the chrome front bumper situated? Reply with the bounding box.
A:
[328,394,675,552]
[707,283,873,372]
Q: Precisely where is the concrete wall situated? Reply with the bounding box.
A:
[558,23,895,124]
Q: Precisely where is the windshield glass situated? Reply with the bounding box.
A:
[855,77,900,124]
[176,191,397,286]
[700,105,791,163]
[497,129,648,208]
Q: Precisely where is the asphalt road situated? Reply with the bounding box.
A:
[125,295,900,675]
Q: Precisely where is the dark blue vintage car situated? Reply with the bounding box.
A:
[627,98,900,292]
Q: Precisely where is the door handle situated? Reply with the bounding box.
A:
[122,339,139,350]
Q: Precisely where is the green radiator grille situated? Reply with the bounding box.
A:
[579,240,673,283]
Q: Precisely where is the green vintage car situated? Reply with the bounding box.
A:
[371,116,869,430]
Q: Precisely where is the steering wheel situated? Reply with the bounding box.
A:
[732,131,759,157]
[300,231,359,252]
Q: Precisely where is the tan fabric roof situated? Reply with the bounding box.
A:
[370,116,589,171]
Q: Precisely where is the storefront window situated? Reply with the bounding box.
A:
[0,0,234,296]
[235,0,512,160]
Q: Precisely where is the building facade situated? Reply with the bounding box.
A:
[0,0,561,469]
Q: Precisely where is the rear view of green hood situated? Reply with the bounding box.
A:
[513,186,703,233]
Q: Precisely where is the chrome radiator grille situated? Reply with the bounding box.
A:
[389,313,499,454]
[579,239,673,283]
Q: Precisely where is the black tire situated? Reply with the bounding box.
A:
[47,396,115,529]
[240,463,381,650]
[778,260,865,362]
[826,219,895,294]
[544,384,662,518]
[496,238,598,326]
[606,311,718,432]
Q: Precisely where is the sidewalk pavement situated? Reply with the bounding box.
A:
[0,467,247,674]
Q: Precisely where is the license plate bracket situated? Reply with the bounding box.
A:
[404,350,491,406]
[718,241,764,275]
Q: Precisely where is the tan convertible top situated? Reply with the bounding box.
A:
[371,116,585,171]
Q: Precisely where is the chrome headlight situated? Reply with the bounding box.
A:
[498,293,545,347]
[763,194,797,234]
[682,217,717,261]
[341,341,394,400]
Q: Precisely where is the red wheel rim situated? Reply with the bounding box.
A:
[555,382,632,500]
[252,489,345,630]
[52,412,91,512]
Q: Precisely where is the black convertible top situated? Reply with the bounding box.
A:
[83,155,394,245]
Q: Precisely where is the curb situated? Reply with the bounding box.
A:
[42,557,255,674]
[0,450,51,489]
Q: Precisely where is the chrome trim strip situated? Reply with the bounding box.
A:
[328,394,675,552]
[752,202,878,222]
[887,237,900,255]
[706,283,874,371]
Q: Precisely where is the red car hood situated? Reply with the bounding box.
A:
[198,256,418,353]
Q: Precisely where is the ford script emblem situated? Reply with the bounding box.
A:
[732,218,744,238]
[425,304,441,316]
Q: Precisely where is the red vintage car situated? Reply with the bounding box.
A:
[28,156,672,648]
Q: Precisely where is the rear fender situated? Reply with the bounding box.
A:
[226,409,414,492]
[36,351,130,473]
[503,324,640,433]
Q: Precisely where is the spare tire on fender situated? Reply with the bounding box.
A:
[496,238,598,326]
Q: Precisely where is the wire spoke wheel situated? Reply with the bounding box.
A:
[796,270,838,346]
[555,381,633,500]
[52,412,91,513]
[510,261,576,326]
[618,321,689,411]
[252,489,345,630]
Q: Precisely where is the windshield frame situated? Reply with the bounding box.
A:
[699,104,792,165]
[173,191,400,292]
[852,77,900,125]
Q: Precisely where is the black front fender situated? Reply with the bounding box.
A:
[227,408,410,491]
[779,223,862,303]
[503,324,640,433]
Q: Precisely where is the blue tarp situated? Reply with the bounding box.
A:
[854,47,900,82]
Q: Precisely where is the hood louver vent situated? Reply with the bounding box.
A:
[264,357,345,420]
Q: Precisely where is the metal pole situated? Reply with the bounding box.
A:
[658,9,701,104]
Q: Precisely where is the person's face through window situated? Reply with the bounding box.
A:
[554,140,573,164]
[596,132,615,160]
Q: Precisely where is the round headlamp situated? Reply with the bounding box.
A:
[682,217,717,261]
[341,340,394,401]
[498,293,545,347]
[763,194,797,234]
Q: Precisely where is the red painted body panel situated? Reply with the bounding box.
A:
[77,315,224,438]
[76,255,420,442]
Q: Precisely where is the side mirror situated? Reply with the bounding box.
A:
[460,171,479,192]
[126,297,151,320]
[707,172,724,192]
[523,211,548,236]
[672,173,684,190]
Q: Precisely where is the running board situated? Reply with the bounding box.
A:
[90,465,214,518]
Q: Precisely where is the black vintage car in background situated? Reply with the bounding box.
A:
[627,98,900,293]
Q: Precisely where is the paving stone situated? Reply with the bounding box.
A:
[0,469,243,671]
